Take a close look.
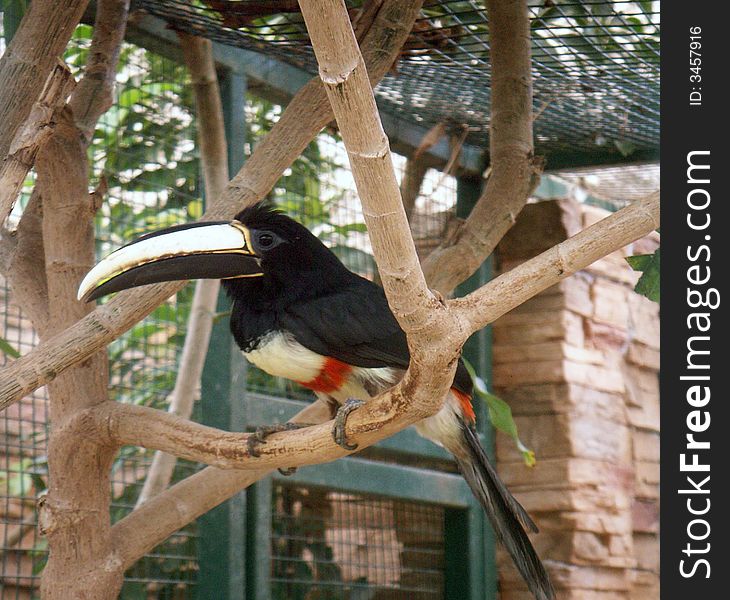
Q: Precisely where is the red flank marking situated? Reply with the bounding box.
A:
[298,356,353,394]
[452,387,476,423]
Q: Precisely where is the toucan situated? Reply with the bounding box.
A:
[78,204,554,600]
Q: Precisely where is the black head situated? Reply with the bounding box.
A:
[222,204,357,309]
[77,201,357,305]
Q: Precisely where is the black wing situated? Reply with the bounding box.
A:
[279,276,473,397]
[279,277,410,369]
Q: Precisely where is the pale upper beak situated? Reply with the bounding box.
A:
[77,220,263,302]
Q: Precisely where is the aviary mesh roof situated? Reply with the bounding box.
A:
[133,0,660,165]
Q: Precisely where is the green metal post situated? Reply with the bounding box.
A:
[246,476,273,600]
[198,68,249,600]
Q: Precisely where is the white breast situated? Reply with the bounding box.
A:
[244,330,325,382]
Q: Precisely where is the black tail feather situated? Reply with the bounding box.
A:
[452,422,555,600]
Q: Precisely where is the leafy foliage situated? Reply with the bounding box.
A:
[463,360,536,467]
[626,247,660,303]
[0,336,21,358]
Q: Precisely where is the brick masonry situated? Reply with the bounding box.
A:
[492,199,660,600]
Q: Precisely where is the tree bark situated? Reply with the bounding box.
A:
[421,0,540,295]
[0,62,75,221]
[36,110,119,598]
[1,190,50,333]
[0,0,89,176]
[21,2,131,598]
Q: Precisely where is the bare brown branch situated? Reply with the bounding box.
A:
[68,0,130,140]
[137,33,228,505]
[454,191,660,333]
[2,190,50,334]
[421,0,538,295]
[299,0,441,340]
[0,0,89,164]
[0,62,75,221]
[400,157,429,221]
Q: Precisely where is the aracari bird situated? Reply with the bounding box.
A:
[78,205,554,600]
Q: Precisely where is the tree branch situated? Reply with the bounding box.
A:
[2,190,50,334]
[0,0,89,170]
[0,62,75,221]
[68,0,130,141]
[421,0,539,295]
[298,0,450,351]
[136,33,228,506]
[0,0,425,413]
[454,191,660,333]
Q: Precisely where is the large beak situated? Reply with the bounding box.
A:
[77,220,262,302]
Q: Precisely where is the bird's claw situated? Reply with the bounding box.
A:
[332,399,365,451]
[247,422,309,475]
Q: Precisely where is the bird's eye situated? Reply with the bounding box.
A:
[258,233,274,248]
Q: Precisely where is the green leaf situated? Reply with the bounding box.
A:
[462,360,536,467]
[614,139,637,157]
[0,337,21,359]
[626,247,660,303]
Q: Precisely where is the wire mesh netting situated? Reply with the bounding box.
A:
[553,161,659,205]
[271,483,446,600]
[133,0,659,165]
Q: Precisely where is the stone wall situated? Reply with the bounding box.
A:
[492,199,660,599]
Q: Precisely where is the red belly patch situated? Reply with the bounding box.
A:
[451,387,476,423]
[297,356,353,394]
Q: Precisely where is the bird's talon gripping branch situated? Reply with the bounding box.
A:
[247,422,309,461]
[332,398,364,451]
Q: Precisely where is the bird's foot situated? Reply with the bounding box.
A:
[332,399,365,451]
[247,422,310,476]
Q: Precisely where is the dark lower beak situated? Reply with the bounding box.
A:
[77,220,262,302]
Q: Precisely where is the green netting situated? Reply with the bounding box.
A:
[133,0,660,165]
[271,483,446,600]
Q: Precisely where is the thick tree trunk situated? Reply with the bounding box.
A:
[36,106,120,600]
[7,2,132,598]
